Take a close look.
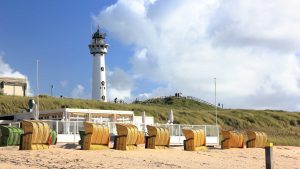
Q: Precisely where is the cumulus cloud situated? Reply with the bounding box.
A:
[71,84,86,98]
[0,54,32,95]
[107,68,133,101]
[94,0,300,110]
[0,55,27,78]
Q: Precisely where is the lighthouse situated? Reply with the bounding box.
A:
[88,28,109,101]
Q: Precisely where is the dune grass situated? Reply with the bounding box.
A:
[0,95,299,146]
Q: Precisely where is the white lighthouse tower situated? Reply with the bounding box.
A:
[88,28,109,101]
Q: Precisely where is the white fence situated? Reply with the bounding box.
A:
[5,120,219,146]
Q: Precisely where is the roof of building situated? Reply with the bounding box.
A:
[0,77,27,85]
[39,108,134,115]
[0,108,134,117]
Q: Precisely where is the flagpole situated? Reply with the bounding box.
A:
[36,60,39,120]
[214,77,217,125]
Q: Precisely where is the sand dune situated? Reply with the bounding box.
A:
[0,144,299,169]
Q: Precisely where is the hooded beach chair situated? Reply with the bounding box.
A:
[246,131,267,148]
[221,130,244,149]
[182,128,207,151]
[20,120,51,150]
[114,123,144,150]
[80,122,110,150]
[0,125,23,147]
[145,125,170,149]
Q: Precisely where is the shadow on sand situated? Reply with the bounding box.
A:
[58,143,80,149]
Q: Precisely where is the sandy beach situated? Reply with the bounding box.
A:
[0,144,299,169]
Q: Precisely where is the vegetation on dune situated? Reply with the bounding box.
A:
[0,95,299,146]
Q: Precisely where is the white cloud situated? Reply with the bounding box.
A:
[109,88,131,101]
[60,80,68,88]
[0,54,32,96]
[107,68,133,101]
[94,0,300,111]
[71,84,86,98]
[0,55,26,78]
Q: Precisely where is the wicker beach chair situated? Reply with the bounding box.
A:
[145,125,170,149]
[221,130,244,149]
[182,128,207,151]
[114,123,144,150]
[246,131,267,148]
[80,122,110,150]
[20,120,51,150]
[0,125,23,147]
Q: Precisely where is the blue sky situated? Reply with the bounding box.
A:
[1,0,300,111]
[0,0,139,97]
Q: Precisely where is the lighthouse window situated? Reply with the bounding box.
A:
[102,95,105,100]
[101,67,104,71]
[101,81,105,86]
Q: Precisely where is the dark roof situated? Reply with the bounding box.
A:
[92,29,106,39]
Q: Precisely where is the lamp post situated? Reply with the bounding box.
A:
[36,60,39,120]
[51,85,54,97]
[214,77,218,125]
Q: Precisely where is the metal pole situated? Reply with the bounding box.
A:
[51,85,53,97]
[73,121,76,143]
[214,78,218,125]
[36,60,39,120]
[56,120,58,134]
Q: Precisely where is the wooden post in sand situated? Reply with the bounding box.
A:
[265,143,273,169]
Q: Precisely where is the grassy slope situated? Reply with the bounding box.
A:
[1,95,299,146]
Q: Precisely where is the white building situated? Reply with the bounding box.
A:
[0,108,154,143]
[0,77,27,96]
[0,108,154,126]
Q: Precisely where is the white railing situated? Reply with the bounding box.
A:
[154,124,219,146]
